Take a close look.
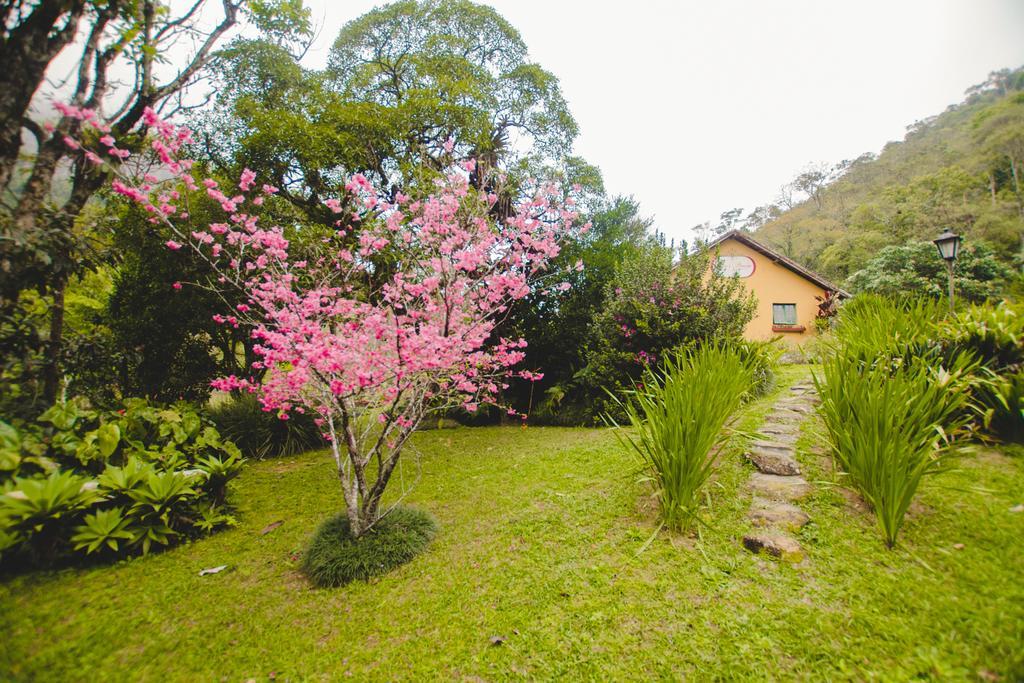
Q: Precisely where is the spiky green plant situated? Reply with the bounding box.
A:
[815,344,975,547]
[607,345,752,532]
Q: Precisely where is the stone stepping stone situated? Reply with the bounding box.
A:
[747,449,801,476]
[750,439,795,452]
[748,473,812,501]
[742,532,804,562]
[759,423,801,438]
[772,401,814,414]
[749,500,810,531]
[765,410,804,423]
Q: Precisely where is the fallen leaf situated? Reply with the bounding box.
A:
[953,543,965,550]
[1009,504,1024,513]
[489,635,505,646]
[260,520,285,535]
[198,564,228,576]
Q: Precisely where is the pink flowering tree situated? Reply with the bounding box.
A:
[58,103,583,537]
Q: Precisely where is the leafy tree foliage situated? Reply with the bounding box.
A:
[502,196,657,423]
[0,0,307,413]
[846,241,1011,302]
[200,0,578,224]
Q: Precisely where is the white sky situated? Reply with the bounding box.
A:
[298,0,1024,243]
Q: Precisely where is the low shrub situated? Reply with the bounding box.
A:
[301,506,437,587]
[207,393,324,459]
[0,397,243,566]
[607,344,752,532]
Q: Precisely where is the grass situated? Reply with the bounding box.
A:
[1,366,1023,680]
[302,506,437,587]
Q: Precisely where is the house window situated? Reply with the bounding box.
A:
[772,303,797,326]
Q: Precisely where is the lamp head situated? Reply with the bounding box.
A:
[933,231,961,262]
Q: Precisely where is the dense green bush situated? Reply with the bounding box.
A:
[302,506,437,587]
[0,397,243,566]
[607,344,752,532]
[207,393,324,459]
[726,337,784,400]
[580,245,756,423]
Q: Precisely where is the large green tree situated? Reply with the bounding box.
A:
[199,0,579,224]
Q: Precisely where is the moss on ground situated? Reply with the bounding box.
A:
[1,366,1022,680]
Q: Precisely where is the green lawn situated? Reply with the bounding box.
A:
[2,368,1023,680]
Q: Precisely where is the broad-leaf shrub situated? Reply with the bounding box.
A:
[939,300,1024,442]
[0,398,243,565]
[608,344,752,532]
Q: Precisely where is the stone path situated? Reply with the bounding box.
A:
[741,378,819,563]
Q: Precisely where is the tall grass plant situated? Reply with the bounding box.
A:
[608,345,752,532]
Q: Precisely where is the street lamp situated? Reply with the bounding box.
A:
[933,230,961,314]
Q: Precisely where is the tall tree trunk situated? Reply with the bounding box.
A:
[42,278,66,403]
[989,172,998,206]
[0,3,85,194]
[1009,154,1023,219]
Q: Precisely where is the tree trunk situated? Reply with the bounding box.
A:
[0,3,85,194]
[42,278,66,403]
[1009,154,1023,219]
[989,172,997,206]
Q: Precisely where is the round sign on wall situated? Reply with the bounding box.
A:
[717,255,755,278]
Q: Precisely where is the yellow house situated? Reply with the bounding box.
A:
[708,230,848,347]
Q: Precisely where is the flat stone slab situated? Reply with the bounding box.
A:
[751,439,795,452]
[772,401,814,414]
[749,501,810,531]
[759,423,801,438]
[742,532,804,562]
[748,473,812,501]
[747,449,801,476]
[765,410,804,423]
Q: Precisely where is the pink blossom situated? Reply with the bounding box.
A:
[165,240,182,251]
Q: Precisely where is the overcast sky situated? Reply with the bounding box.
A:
[297,0,1024,243]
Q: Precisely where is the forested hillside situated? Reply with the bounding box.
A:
[746,67,1024,288]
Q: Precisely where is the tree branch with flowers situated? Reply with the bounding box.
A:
[57,103,584,537]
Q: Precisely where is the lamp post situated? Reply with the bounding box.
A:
[933,231,961,315]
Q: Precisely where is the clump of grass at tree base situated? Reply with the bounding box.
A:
[606,344,752,532]
[302,505,437,587]
[207,392,324,459]
[815,295,979,547]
